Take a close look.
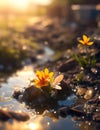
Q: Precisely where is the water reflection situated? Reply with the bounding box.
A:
[0,65,99,130]
[0,115,100,130]
[0,119,43,130]
[0,65,35,110]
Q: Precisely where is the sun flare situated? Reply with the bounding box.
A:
[0,0,52,11]
[11,0,29,10]
[30,0,51,5]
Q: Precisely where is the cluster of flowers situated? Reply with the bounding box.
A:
[33,35,95,96]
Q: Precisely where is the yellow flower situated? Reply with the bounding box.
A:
[34,68,54,88]
[78,35,94,46]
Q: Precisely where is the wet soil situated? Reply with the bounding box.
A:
[0,18,100,129]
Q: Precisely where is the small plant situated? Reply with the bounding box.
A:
[73,35,96,69]
[33,68,64,97]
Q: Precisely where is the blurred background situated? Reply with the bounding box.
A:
[0,0,100,25]
[0,0,100,72]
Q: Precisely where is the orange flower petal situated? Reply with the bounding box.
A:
[78,40,85,44]
[87,37,90,42]
[87,41,94,46]
[83,35,88,42]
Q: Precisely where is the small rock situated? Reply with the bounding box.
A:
[77,87,87,96]
[58,58,77,72]
[13,90,22,99]
[84,88,94,100]
[22,85,43,102]
[91,68,98,74]
[0,108,11,121]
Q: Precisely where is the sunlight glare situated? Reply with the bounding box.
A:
[30,0,51,5]
[29,123,39,130]
[10,0,29,10]
[0,0,52,11]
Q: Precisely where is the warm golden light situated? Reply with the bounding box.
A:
[10,0,29,10]
[0,0,52,10]
[3,116,44,130]
[30,0,51,5]
[29,123,39,130]
[0,0,29,11]
[4,121,42,130]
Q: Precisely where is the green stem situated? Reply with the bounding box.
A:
[86,46,90,66]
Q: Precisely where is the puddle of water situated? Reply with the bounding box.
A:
[0,42,100,130]
[0,65,100,130]
[0,66,34,109]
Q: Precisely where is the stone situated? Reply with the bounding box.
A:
[22,85,43,102]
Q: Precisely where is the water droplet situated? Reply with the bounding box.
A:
[86,75,90,79]
[96,109,99,112]
[88,122,91,126]
[91,68,98,74]
[73,89,77,92]
[94,87,98,90]
[82,116,84,119]
[47,122,50,125]
[37,112,39,114]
